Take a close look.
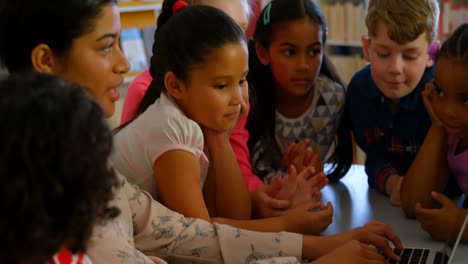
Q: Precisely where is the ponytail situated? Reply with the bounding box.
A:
[116,3,245,133]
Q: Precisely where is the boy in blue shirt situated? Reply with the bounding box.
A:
[348,0,460,205]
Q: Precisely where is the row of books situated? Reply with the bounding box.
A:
[320,0,468,44]
[120,26,156,73]
[320,0,367,44]
[329,54,366,85]
[440,0,468,38]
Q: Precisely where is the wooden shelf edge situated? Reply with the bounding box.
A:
[119,3,162,13]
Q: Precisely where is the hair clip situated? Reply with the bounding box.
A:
[172,0,188,14]
[428,41,440,62]
[263,2,272,26]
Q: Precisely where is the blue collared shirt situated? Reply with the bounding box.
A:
[348,64,433,193]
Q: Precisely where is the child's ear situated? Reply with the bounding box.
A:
[31,44,57,73]
[426,57,434,68]
[361,35,370,61]
[255,42,270,66]
[164,71,186,100]
[427,41,439,68]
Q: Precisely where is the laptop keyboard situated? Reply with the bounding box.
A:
[383,248,448,264]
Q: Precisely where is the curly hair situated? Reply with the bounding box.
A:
[0,74,120,263]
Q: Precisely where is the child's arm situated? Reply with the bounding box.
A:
[116,175,401,263]
[152,119,332,234]
[415,192,468,243]
[124,175,304,262]
[301,220,402,262]
[401,83,450,218]
[87,175,163,264]
[203,128,252,219]
[154,147,331,235]
[154,150,213,220]
[348,71,404,197]
[353,130,400,194]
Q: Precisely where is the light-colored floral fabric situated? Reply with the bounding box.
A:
[87,173,303,264]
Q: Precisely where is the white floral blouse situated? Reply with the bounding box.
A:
[87,173,303,264]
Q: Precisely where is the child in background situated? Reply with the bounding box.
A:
[121,0,319,218]
[120,0,250,125]
[246,0,353,184]
[0,1,403,262]
[347,0,461,206]
[0,74,119,264]
[113,1,331,235]
[401,23,468,242]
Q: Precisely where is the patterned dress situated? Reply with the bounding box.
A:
[252,75,345,183]
[87,173,304,264]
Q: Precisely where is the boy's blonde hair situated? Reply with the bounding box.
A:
[366,0,439,44]
[186,0,251,18]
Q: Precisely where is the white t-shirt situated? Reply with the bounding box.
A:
[112,93,209,198]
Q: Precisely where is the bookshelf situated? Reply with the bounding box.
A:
[108,1,162,129]
[440,0,468,40]
[118,0,162,83]
[119,1,162,27]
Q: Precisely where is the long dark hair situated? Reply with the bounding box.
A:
[246,0,353,181]
[128,1,245,123]
[0,0,117,73]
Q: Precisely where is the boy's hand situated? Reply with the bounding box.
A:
[415,192,459,241]
[282,139,324,173]
[422,82,443,126]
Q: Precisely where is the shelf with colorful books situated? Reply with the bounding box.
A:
[317,0,367,84]
[118,0,161,82]
[440,0,468,40]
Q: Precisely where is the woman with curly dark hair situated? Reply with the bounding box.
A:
[0,74,119,263]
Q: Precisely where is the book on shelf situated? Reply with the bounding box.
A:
[120,28,148,73]
[441,0,467,38]
[329,54,366,85]
[142,25,157,65]
[321,0,366,45]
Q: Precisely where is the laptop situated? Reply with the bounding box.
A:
[384,210,468,264]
